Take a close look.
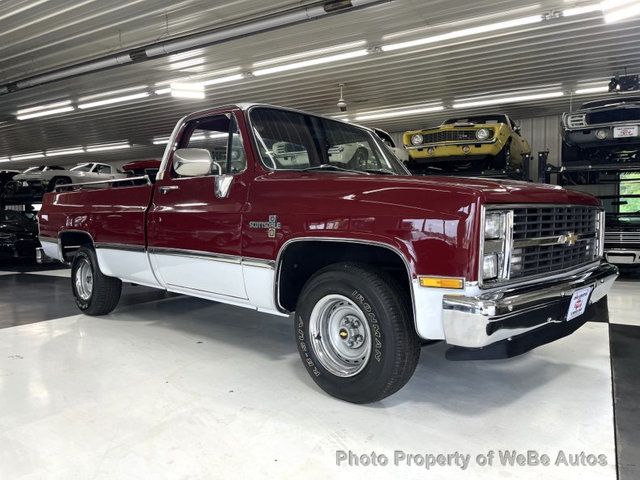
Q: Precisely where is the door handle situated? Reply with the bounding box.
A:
[159,185,179,194]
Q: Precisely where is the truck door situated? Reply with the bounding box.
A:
[147,111,250,299]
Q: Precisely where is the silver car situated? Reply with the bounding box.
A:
[7,162,126,194]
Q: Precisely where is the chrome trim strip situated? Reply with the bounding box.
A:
[81,241,276,268]
[242,257,276,269]
[95,242,146,252]
[148,247,242,264]
[502,210,514,280]
[55,175,151,191]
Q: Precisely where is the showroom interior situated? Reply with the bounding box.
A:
[0,0,639,479]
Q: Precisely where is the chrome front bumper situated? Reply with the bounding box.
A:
[605,249,640,265]
[442,262,618,349]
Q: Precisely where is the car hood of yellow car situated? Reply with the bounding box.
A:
[407,122,505,135]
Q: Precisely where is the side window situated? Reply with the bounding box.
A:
[96,165,112,174]
[250,109,316,170]
[177,113,246,177]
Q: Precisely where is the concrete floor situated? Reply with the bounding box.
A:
[0,266,637,480]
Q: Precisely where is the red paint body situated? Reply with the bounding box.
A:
[38,105,600,282]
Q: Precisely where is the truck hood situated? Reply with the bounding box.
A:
[407,175,600,206]
[257,172,600,218]
[333,174,600,208]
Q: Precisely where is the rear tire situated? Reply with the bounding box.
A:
[295,262,420,403]
[48,176,71,192]
[71,247,122,315]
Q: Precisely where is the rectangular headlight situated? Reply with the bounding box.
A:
[485,212,505,239]
[483,253,499,280]
[481,209,514,283]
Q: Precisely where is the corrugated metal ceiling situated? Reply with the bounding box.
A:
[1,0,639,166]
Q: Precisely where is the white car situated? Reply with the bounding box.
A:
[7,162,126,194]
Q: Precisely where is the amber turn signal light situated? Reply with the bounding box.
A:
[418,276,464,289]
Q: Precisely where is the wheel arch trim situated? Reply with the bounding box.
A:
[274,236,418,331]
[56,229,96,263]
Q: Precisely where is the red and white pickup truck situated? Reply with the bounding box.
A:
[38,104,618,403]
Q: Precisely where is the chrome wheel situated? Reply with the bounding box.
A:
[75,258,93,301]
[309,294,372,377]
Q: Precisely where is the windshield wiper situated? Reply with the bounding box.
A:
[362,168,395,175]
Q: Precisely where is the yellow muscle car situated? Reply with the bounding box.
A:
[403,114,531,175]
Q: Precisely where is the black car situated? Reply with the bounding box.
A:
[0,210,39,260]
[0,169,20,197]
[562,96,640,163]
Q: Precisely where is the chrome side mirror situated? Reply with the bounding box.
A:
[173,148,215,177]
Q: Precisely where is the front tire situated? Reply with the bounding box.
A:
[71,247,122,315]
[295,263,420,403]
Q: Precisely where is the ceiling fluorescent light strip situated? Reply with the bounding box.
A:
[78,85,148,102]
[78,92,149,109]
[574,85,609,94]
[201,73,244,86]
[45,147,85,157]
[11,152,45,160]
[253,49,368,76]
[252,40,367,67]
[155,67,242,86]
[355,104,445,121]
[86,142,131,152]
[563,4,602,16]
[170,82,205,99]
[383,4,544,40]
[169,57,205,70]
[168,49,204,62]
[17,100,72,115]
[0,157,10,163]
[381,15,543,52]
[604,1,640,23]
[153,136,171,145]
[17,106,75,120]
[453,91,564,109]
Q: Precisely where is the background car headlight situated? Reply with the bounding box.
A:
[596,129,608,140]
[410,134,424,146]
[484,212,505,239]
[476,128,491,140]
[483,254,498,280]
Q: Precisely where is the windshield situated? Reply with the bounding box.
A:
[249,107,407,175]
[71,163,92,172]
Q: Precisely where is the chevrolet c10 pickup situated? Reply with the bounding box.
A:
[38,103,618,403]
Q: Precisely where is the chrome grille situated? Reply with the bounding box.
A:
[421,129,493,144]
[510,206,600,279]
[605,230,640,245]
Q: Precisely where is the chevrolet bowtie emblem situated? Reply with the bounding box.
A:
[558,231,579,246]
